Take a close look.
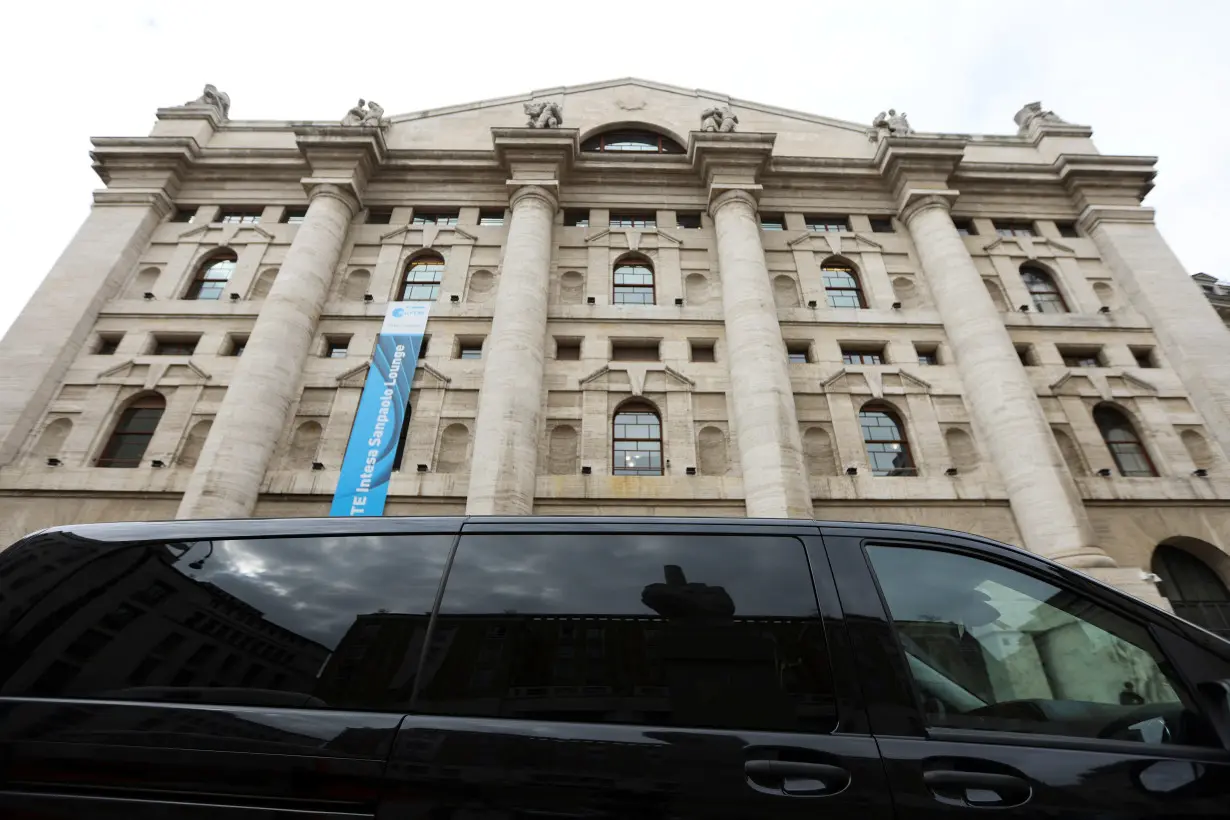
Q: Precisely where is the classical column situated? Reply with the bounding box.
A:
[0,190,172,466]
[900,194,1111,568]
[465,185,556,515]
[1081,208,1230,460]
[177,183,359,518]
[710,189,811,519]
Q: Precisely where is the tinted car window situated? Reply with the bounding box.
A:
[419,532,835,732]
[0,532,453,711]
[867,545,1218,747]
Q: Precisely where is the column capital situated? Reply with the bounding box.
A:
[295,126,387,210]
[708,187,759,218]
[492,128,578,183]
[304,182,361,216]
[508,183,559,213]
[898,189,959,224]
[1076,204,1156,234]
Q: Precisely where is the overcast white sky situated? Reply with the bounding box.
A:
[1,1,1227,339]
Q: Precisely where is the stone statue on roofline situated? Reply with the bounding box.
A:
[524,101,563,128]
[342,99,386,127]
[700,105,738,132]
[868,108,913,141]
[1014,101,1067,133]
[183,84,230,120]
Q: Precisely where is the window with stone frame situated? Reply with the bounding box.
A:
[859,404,916,476]
[1021,266,1069,314]
[217,208,262,224]
[612,254,655,305]
[97,394,166,468]
[612,401,663,476]
[1093,404,1157,477]
[400,253,445,301]
[184,251,237,301]
[412,210,460,226]
[822,263,867,309]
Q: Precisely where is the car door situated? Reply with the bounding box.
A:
[379,519,893,820]
[823,526,1230,820]
[0,522,459,818]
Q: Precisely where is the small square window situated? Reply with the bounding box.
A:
[804,216,847,232]
[611,340,660,362]
[953,219,977,236]
[478,210,505,226]
[1131,346,1157,368]
[412,210,460,226]
[217,209,262,225]
[869,217,896,233]
[170,207,197,224]
[458,341,483,360]
[785,341,811,364]
[96,334,122,355]
[914,345,939,365]
[994,220,1036,238]
[610,212,655,229]
[760,214,786,231]
[676,212,703,229]
[564,209,590,227]
[1056,222,1080,238]
[281,208,308,224]
[227,336,248,357]
[325,337,351,359]
[417,337,429,359]
[366,208,394,225]
[1060,348,1102,368]
[153,338,199,356]
[555,338,581,360]
[1015,344,1033,366]
[841,346,885,365]
[690,340,716,363]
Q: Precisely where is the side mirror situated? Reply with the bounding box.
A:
[1197,679,1230,749]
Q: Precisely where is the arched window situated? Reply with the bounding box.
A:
[400,253,445,301]
[98,394,166,467]
[581,130,684,154]
[1152,543,1230,637]
[859,404,916,476]
[1021,265,1069,313]
[613,254,655,305]
[185,251,237,300]
[822,262,866,309]
[1093,404,1157,477]
[613,401,662,476]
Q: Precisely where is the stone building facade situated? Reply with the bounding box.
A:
[1192,273,1230,328]
[2,79,1229,626]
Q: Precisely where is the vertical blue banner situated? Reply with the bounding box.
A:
[330,303,430,517]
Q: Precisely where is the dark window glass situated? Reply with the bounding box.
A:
[613,255,655,305]
[869,217,895,233]
[458,343,482,360]
[610,212,656,229]
[412,210,460,226]
[675,212,702,229]
[1056,222,1080,238]
[995,220,1035,237]
[786,344,810,364]
[326,338,350,359]
[822,265,866,309]
[1021,267,1069,314]
[366,208,394,225]
[555,339,581,360]
[0,533,453,710]
[401,253,444,301]
[841,348,884,365]
[1016,345,1032,366]
[581,131,684,154]
[218,209,261,225]
[1132,347,1156,368]
[1094,405,1157,477]
[171,207,197,224]
[613,402,662,476]
[424,532,836,732]
[760,214,786,231]
[867,545,1216,746]
[1061,350,1101,367]
[953,219,977,236]
[281,208,308,224]
[478,210,505,226]
[228,337,247,357]
[564,209,590,227]
[915,347,939,365]
[153,339,198,356]
[96,335,122,355]
[690,341,716,363]
[97,395,166,468]
[805,216,847,232]
[859,405,916,476]
[184,253,236,301]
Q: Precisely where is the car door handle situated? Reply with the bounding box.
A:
[923,770,1031,807]
[744,760,850,796]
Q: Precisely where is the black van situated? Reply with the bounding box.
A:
[1,516,1228,819]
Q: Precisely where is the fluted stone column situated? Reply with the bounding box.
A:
[177,184,358,519]
[465,184,556,515]
[1081,208,1230,460]
[901,194,1111,568]
[710,189,811,519]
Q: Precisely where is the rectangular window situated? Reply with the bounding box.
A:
[610,212,656,229]
[760,214,786,231]
[170,207,197,224]
[1060,347,1102,368]
[866,544,1215,746]
[786,341,811,364]
[366,208,394,225]
[953,219,977,236]
[994,220,1036,237]
[690,339,716,363]
[1131,346,1157,368]
[153,337,199,356]
[424,532,838,732]
[412,210,460,226]
[675,212,703,229]
[458,340,483,360]
[95,334,122,355]
[217,208,262,224]
[564,209,590,227]
[478,209,505,226]
[555,338,581,360]
[418,336,429,358]
[1015,344,1033,366]
[227,336,247,357]
[611,341,660,362]
[804,216,847,232]
[325,337,350,359]
[281,208,308,224]
[868,217,895,233]
[1056,221,1081,238]
[841,345,885,365]
[914,345,939,365]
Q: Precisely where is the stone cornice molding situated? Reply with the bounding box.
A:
[708,188,759,218]
[295,126,386,209]
[1077,204,1157,234]
[91,190,175,218]
[689,131,776,192]
[90,137,199,187]
[492,128,578,182]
